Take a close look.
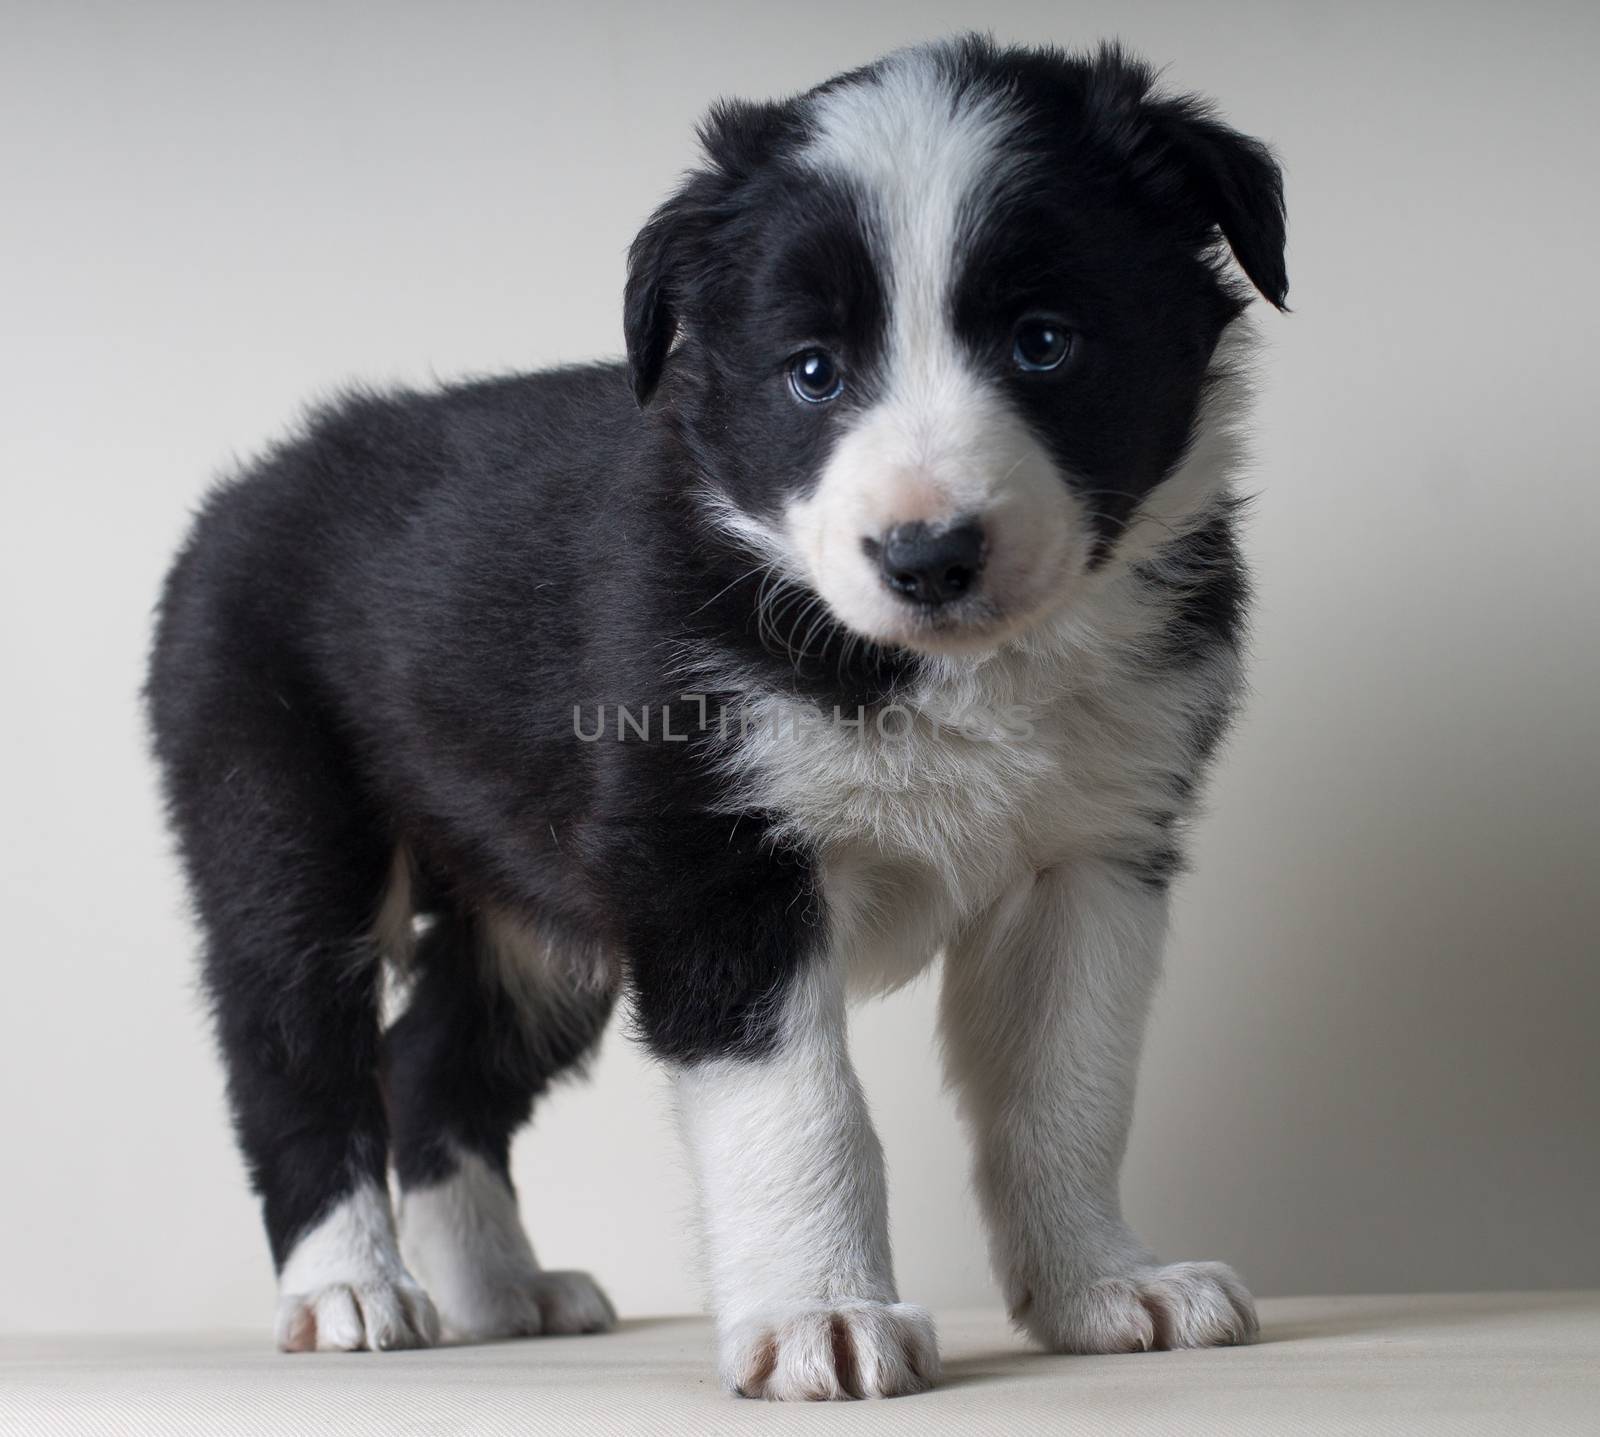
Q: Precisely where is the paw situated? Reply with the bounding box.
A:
[723,1302,939,1400]
[398,1149,614,1342]
[276,1278,440,1353]
[527,1270,618,1336]
[1019,1261,1258,1354]
[434,1268,617,1342]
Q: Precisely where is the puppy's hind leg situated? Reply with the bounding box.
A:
[154,685,438,1352]
[388,909,617,1342]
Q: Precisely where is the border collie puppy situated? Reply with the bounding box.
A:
[147,36,1286,1400]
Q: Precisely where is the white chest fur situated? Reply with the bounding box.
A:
[715,563,1241,994]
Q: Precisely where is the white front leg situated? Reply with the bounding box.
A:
[676,967,939,1400]
[941,860,1257,1353]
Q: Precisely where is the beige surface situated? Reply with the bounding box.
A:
[3,1293,1596,1436]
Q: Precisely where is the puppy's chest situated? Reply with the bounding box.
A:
[728,644,1208,914]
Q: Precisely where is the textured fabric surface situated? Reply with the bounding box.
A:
[3,1292,1596,1435]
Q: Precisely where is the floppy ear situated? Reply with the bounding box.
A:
[1143,98,1289,310]
[623,99,793,407]
[623,191,693,407]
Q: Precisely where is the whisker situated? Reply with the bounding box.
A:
[690,559,774,618]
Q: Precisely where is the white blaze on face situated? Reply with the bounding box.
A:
[785,51,1090,654]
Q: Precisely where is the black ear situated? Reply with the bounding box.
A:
[1143,98,1289,310]
[623,99,792,407]
[623,191,691,407]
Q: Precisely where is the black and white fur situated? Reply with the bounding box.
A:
[147,37,1285,1399]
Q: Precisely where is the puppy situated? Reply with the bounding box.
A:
[146,36,1285,1400]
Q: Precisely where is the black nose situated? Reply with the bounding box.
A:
[874,520,986,607]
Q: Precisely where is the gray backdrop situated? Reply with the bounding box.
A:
[2,0,1596,1332]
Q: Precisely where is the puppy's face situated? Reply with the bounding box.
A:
[626,39,1286,658]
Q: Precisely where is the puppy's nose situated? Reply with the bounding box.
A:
[875,520,986,607]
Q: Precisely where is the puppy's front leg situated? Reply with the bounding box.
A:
[677,967,937,1399]
[941,861,1258,1354]
[630,858,936,1400]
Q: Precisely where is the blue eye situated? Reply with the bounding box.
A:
[789,349,844,403]
[1012,318,1074,372]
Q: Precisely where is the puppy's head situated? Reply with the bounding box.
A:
[625,38,1286,658]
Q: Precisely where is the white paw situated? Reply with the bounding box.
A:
[275,1278,440,1353]
[1019,1261,1258,1354]
[723,1302,940,1400]
[398,1149,616,1342]
[436,1268,617,1342]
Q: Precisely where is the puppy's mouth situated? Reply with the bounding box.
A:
[856,591,1047,658]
